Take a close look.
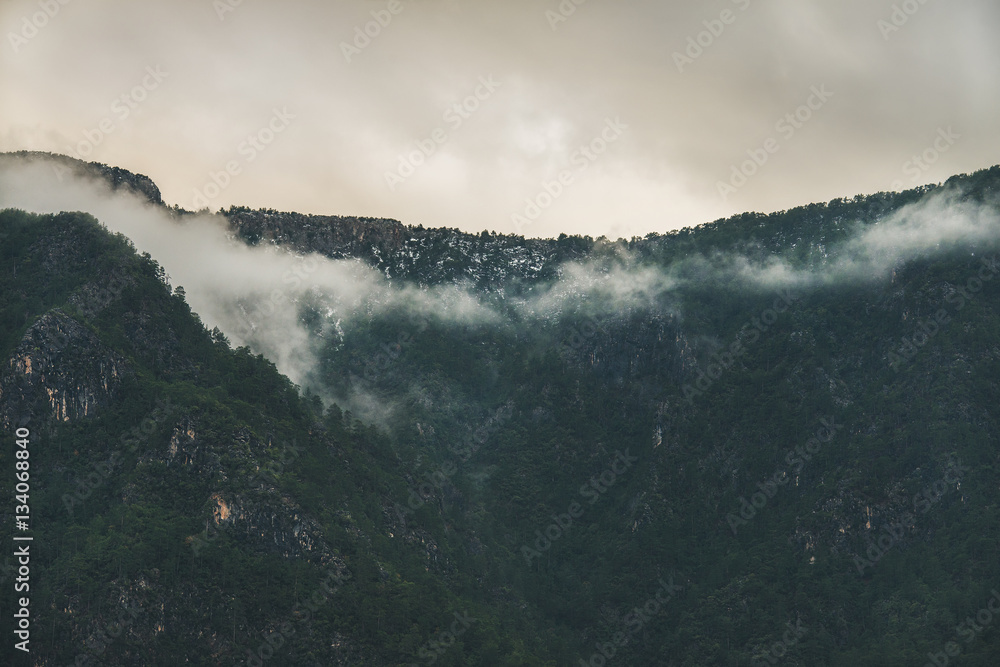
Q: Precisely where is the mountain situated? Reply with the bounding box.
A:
[1,151,999,665]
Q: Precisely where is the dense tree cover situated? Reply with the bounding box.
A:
[0,210,556,665]
[0,163,998,664]
[306,166,1000,665]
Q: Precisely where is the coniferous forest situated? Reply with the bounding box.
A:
[1,153,999,664]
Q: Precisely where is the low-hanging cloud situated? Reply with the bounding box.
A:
[0,156,500,393]
[715,190,1000,290]
[511,192,1000,315]
[511,259,680,321]
[2,154,998,425]
[3,0,999,240]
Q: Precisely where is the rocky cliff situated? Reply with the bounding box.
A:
[0,309,131,429]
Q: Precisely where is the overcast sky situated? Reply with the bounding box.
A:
[2,0,998,239]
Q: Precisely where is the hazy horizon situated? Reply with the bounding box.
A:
[3,0,999,239]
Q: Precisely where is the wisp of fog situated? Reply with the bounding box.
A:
[1,154,998,422]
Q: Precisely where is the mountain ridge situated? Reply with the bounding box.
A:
[1,152,1000,665]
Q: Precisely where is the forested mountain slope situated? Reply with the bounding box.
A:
[1,152,999,665]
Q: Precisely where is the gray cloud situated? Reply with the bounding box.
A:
[1,0,998,240]
[2,155,998,424]
[0,157,497,389]
[664,190,1000,293]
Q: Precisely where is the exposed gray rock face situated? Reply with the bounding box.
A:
[0,309,131,429]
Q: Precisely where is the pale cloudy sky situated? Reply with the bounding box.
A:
[2,0,998,239]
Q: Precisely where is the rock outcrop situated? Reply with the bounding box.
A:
[0,309,131,428]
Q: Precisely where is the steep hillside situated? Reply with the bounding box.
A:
[1,152,1000,665]
[216,165,1000,666]
[0,209,559,666]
